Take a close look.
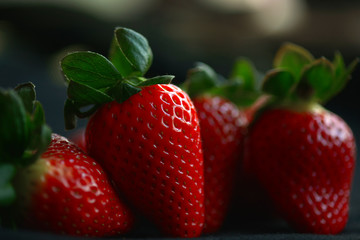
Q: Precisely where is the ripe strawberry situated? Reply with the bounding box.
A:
[0,83,134,237]
[245,43,358,234]
[193,96,246,233]
[183,62,263,233]
[15,133,134,237]
[61,27,205,237]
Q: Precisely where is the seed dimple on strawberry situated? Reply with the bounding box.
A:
[86,84,204,237]
[0,83,134,237]
[245,43,358,234]
[15,134,134,237]
[61,27,205,237]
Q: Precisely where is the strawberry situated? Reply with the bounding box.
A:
[16,133,134,237]
[61,27,205,237]
[182,62,262,233]
[192,96,246,233]
[0,83,134,237]
[245,43,358,234]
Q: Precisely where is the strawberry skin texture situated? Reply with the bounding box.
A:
[15,134,134,237]
[246,107,356,234]
[192,96,247,233]
[85,84,205,237]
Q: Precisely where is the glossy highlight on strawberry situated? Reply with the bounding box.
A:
[61,27,205,237]
[15,134,134,237]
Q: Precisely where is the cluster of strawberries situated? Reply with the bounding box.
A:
[0,27,357,238]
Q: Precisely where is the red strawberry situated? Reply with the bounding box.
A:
[86,84,204,237]
[193,96,247,233]
[245,43,358,234]
[61,27,205,237]
[183,62,260,233]
[0,83,134,237]
[15,134,134,237]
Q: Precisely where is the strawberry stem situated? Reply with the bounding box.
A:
[183,60,262,107]
[262,43,358,104]
[61,27,174,130]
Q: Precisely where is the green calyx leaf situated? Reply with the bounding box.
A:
[182,62,218,97]
[0,88,29,162]
[262,69,295,98]
[14,82,36,113]
[109,27,153,77]
[229,58,258,91]
[298,57,334,101]
[263,43,358,104]
[108,81,141,104]
[136,75,174,87]
[182,60,262,107]
[328,53,359,102]
[0,164,16,207]
[61,51,122,87]
[274,43,314,80]
[0,83,51,207]
[208,81,261,107]
[61,27,173,129]
[0,83,51,166]
[108,75,175,103]
[224,58,263,106]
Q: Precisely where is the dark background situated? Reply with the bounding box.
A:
[1,0,360,239]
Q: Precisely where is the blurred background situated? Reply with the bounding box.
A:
[1,0,360,236]
[1,0,359,137]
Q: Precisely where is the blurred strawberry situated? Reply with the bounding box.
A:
[182,61,264,233]
[245,43,358,234]
[0,83,134,237]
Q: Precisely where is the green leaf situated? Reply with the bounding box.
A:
[274,43,314,80]
[327,53,359,101]
[21,102,52,166]
[229,58,256,91]
[64,81,114,129]
[61,51,121,88]
[109,82,142,103]
[262,69,295,98]
[67,81,114,106]
[109,27,153,77]
[183,62,218,97]
[0,164,16,206]
[209,81,261,107]
[137,75,174,87]
[14,82,36,114]
[0,89,29,163]
[0,84,52,166]
[299,57,334,101]
[333,52,346,78]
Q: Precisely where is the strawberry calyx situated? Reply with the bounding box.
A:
[62,27,174,130]
[0,82,51,207]
[183,59,262,107]
[262,43,358,105]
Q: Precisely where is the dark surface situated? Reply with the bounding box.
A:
[1,2,360,239]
